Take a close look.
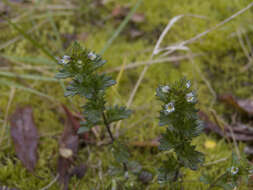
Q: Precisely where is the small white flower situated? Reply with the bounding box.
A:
[60,55,71,65]
[164,102,175,115]
[88,52,97,60]
[186,92,195,103]
[161,85,170,93]
[230,166,239,175]
[186,81,191,88]
[77,60,82,64]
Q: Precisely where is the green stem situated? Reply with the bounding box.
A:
[102,111,128,171]
[207,173,227,190]
[102,112,114,142]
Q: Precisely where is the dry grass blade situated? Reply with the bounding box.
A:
[153,15,185,55]
[0,71,57,82]
[105,54,200,73]
[188,52,217,107]
[0,20,48,50]
[0,87,15,146]
[0,79,55,102]
[158,2,253,55]
[39,174,59,190]
[126,14,183,108]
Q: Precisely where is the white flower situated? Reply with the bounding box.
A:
[60,55,71,65]
[230,166,239,175]
[164,102,175,115]
[77,60,82,64]
[88,52,97,60]
[186,92,195,103]
[186,81,191,88]
[161,85,170,93]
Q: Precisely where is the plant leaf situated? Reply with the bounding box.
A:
[106,105,132,124]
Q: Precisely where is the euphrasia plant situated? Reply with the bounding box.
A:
[156,78,204,185]
[55,42,131,148]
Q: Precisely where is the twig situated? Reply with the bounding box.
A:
[126,15,183,108]
[203,157,229,166]
[105,54,201,73]
[188,52,217,107]
[0,87,15,145]
[158,2,253,55]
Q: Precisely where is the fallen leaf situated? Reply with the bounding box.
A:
[111,5,145,23]
[58,105,80,190]
[199,111,253,142]
[131,13,145,23]
[111,5,128,18]
[61,105,90,142]
[219,94,253,116]
[10,107,38,172]
[129,28,144,39]
[69,164,87,179]
[77,32,89,42]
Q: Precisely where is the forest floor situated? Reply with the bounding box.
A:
[1,0,253,189]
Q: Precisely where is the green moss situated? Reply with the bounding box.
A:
[0,0,252,189]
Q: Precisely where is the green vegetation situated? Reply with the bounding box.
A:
[0,0,253,189]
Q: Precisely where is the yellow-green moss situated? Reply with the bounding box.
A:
[0,0,253,189]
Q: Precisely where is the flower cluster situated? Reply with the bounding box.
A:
[156,78,204,183]
[158,80,196,116]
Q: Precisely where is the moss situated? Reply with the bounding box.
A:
[0,0,253,189]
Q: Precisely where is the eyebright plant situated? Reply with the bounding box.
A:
[156,78,205,185]
[56,43,252,189]
[55,42,131,143]
[200,152,253,190]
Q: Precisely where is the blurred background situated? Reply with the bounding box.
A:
[1,0,253,189]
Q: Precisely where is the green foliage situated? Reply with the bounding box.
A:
[200,152,253,190]
[106,105,132,124]
[56,42,131,132]
[156,78,204,184]
[111,141,130,164]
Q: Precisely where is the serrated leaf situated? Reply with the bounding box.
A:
[158,156,180,183]
[106,105,132,124]
[64,90,77,97]
[55,71,72,79]
[111,142,130,164]
[78,126,90,134]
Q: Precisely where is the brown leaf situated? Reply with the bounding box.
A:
[10,107,38,172]
[61,105,90,142]
[199,111,253,142]
[129,29,144,39]
[111,5,145,23]
[111,5,128,18]
[131,13,145,23]
[219,94,253,116]
[58,106,79,190]
[69,164,87,179]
